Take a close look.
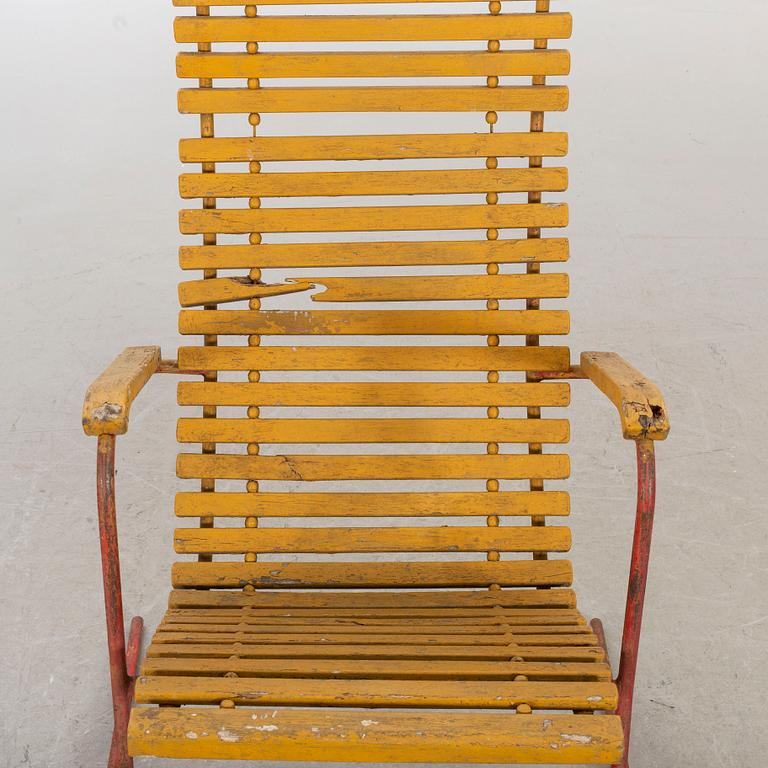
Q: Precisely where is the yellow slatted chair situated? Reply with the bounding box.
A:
[82,1,670,766]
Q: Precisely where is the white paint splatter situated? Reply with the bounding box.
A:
[360,720,378,727]
[185,732,198,740]
[251,725,279,732]
[560,733,593,744]
[217,729,241,743]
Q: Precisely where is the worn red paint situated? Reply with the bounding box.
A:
[611,439,656,768]
[97,434,142,768]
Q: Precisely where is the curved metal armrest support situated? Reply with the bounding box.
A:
[580,351,669,440]
[82,346,162,436]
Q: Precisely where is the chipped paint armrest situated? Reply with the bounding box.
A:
[580,352,670,441]
[82,346,161,436]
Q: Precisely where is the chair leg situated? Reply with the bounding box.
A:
[589,617,609,666]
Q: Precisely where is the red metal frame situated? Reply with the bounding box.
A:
[97,434,142,768]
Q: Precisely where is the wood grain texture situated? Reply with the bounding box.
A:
[173,490,570,518]
[176,452,569,481]
[178,238,569,269]
[174,14,573,43]
[179,133,568,163]
[171,559,573,588]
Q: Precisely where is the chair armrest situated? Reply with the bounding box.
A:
[580,351,670,441]
[82,346,161,436]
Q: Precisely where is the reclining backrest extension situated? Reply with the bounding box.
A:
[172,0,573,593]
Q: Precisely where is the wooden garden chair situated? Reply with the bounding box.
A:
[82,1,670,765]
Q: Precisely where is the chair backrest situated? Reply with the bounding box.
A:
[172,0,573,593]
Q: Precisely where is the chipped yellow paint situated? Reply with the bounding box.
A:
[178,277,313,307]
[82,346,160,436]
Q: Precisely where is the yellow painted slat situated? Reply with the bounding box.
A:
[174,14,573,44]
[179,309,569,336]
[179,133,568,163]
[173,0,560,6]
[173,490,570,518]
[176,417,570,444]
[173,526,571,554]
[178,86,569,114]
[177,50,571,79]
[143,642,603,663]
[177,277,312,308]
[135,675,617,710]
[179,167,568,199]
[176,453,570,480]
[177,344,570,371]
[177,381,570,407]
[128,708,623,763]
[308,274,568,302]
[179,203,567,234]
[167,587,577,609]
[171,559,573,589]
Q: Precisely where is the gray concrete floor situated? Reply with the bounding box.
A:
[2,1,767,766]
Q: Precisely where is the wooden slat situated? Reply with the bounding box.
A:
[178,86,568,115]
[128,708,624,763]
[179,309,569,336]
[163,606,581,619]
[144,642,601,662]
[174,491,569,518]
[167,587,577,609]
[179,167,568,199]
[179,133,568,163]
[177,382,570,407]
[176,453,569,480]
[140,656,603,680]
[178,277,312,308]
[171,560,572,588]
[173,526,571,555]
[179,202,567,234]
[136,675,617,710]
[173,0,562,6]
[177,345,570,371]
[307,274,568,302]
[176,417,570,444]
[174,14,573,44]
[177,50,570,80]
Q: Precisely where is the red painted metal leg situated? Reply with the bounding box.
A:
[125,616,143,678]
[97,435,134,768]
[612,439,657,768]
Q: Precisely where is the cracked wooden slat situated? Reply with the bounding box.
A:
[173,490,570,517]
[174,14,573,43]
[171,559,573,589]
[176,453,569,481]
[177,50,570,79]
[179,134,568,164]
[177,277,313,308]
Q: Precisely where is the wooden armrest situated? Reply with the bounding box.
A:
[82,346,161,436]
[580,351,670,441]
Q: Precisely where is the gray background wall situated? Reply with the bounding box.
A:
[1,0,767,766]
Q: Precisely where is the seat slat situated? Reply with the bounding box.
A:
[173,0,564,6]
[179,133,568,163]
[179,309,569,336]
[177,50,570,79]
[173,525,571,555]
[171,559,573,589]
[167,587,577,609]
[177,345,570,371]
[164,606,580,619]
[176,382,570,407]
[179,86,568,115]
[128,708,623,763]
[174,490,569,518]
[140,656,605,681]
[174,14,573,43]
[179,168,568,199]
[179,202,568,234]
[176,453,569,480]
[135,675,616,710]
[144,642,602,663]
[176,417,570,444]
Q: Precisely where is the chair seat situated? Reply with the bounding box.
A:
[128,587,623,763]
